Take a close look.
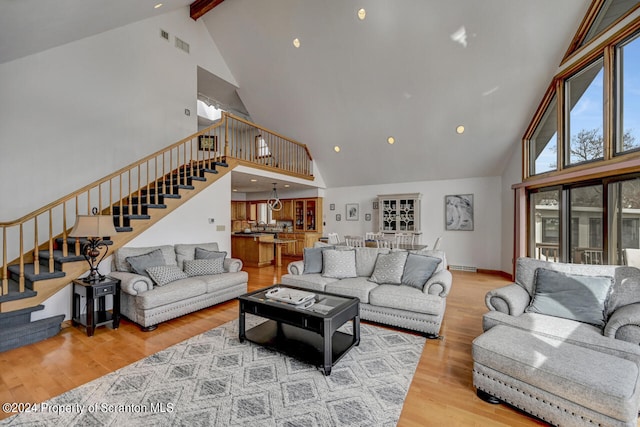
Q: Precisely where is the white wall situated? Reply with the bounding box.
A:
[0,7,235,221]
[323,176,503,271]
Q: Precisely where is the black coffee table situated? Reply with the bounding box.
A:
[238,285,360,375]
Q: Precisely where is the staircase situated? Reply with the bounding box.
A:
[0,112,315,350]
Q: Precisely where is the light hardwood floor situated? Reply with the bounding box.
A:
[0,259,547,425]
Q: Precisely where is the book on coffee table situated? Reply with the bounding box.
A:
[265,287,316,306]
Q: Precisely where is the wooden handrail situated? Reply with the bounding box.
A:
[1,113,314,298]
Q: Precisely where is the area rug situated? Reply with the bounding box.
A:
[2,316,425,426]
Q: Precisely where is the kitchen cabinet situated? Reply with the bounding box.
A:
[378,193,421,236]
[294,198,322,232]
[272,199,294,221]
[231,201,247,220]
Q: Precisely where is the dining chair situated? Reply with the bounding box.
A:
[432,236,442,250]
[376,238,391,248]
[345,236,365,247]
[394,233,414,247]
[327,232,340,245]
[365,232,383,240]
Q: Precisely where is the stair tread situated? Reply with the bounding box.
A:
[7,264,66,282]
[39,250,86,263]
[0,279,37,303]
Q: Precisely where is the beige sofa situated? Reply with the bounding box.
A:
[281,246,452,337]
[109,242,248,331]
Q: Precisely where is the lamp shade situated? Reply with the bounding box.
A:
[69,215,117,238]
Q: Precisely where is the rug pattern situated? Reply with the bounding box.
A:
[3,316,425,426]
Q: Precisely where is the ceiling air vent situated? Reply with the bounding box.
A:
[160,29,169,41]
[175,37,190,54]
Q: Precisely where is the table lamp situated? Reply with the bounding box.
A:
[69,212,117,282]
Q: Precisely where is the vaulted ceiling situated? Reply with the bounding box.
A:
[0,0,591,191]
[200,0,590,188]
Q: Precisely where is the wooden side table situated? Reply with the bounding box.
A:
[72,276,121,337]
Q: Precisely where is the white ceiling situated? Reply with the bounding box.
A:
[0,0,591,192]
[202,0,590,189]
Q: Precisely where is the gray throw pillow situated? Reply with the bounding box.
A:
[146,265,188,286]
[401,253,442,290]
[126,249,166,278]
[322,249,357,279]
[369,251,409,285]
[183,258,225,276]
[525,268,613,328]
[195,247,227,260]
[303,246,333,274]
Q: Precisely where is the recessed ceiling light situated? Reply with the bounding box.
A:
[250,179,257,182]
[154,3,163,9]
[284,184,290,188]
[233,189,237,192]
[293,38,301,48]
[387,136,395,145]
[334,146,341,152]
[456,125,465,134]
[357,8,366,20]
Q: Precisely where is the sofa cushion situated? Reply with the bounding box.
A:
[303,246,333,274]
[355,247,390,277]
[401,253,442,290]
[175,242,220,269]
[369,284,443,315]
[195,248,227,260]
[146,265,188,286]
[369,251,408,285]
[322,249,357,279]
[126,249,167,278]
[325,277,378,304]
[280,273,339,292]
[136,278,207,310]
[199,271,249,294]
[525,268,613,328]
[115,245,176,273]
[184,258,225,277]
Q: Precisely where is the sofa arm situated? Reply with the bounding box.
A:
[109,271,153,295]
[485,283,531,316]
[604,302,640,345]
[224,257,243,273]
[288,260,305,275]
[424,269,453,297]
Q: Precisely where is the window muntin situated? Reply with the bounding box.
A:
[616,33,640,154]
[565,59,605,166]
[530,94,558,175]
[531,190,561,262]
[568,184,604,263]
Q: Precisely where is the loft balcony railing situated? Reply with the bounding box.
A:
[0,112,314,297]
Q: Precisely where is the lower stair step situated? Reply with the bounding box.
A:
[0,310,65,353]
[7,263,65,285]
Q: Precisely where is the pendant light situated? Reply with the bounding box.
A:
[267,183,282,211]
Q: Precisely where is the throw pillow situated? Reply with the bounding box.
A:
[195,247,227,260]
[126,249,166,278]
[146,265,188,286]
[525,268,613,328]
[303,246,333,274]
[369,251,409,285]
[401,253,442,290]
[183,258,225,276]
[322,249,357,279]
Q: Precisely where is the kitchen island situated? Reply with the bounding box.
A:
[231,233,276,267]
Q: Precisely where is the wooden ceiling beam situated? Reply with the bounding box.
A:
[190,0,225,21]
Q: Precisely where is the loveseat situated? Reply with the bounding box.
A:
[473,257,640,426]
[281,246,452,337]
[109,242,248,331]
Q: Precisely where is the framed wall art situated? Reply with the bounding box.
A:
[198,135,218,151]
[445,194,474,231]
[346,203,359,221]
